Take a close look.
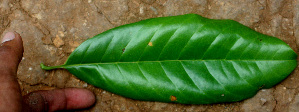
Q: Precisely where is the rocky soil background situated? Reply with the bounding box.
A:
[0,0,299,111]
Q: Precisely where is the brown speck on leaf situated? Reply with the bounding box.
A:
[259,84,265,89]
[122,48,125,53]
[148,42,153,46]
[170,95,177,101]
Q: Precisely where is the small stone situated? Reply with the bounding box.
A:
[58,31,65,37]
[150,6,158,15]
[33,13,43,20]
[70,48,76,52]
[69,41,80,47]
[260,98,267,105]
[41,36,52,45]
[70,28,77,33]
[83,23,87,26]
[120,106,126,111]
[140,6,144,14]
[53,35,64,48]
[288,98,292,101]
[82,83,88,87]
[28,67,32,71]
[60,25,66,32]
[9,3,13,7]
[44,45,57,55]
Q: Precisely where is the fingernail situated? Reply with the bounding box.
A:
[2,32,15,44]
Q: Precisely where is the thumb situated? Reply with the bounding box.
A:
[0,32,24,70]
[0,32,24,111]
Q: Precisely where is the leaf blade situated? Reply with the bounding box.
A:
[42,14,297,104]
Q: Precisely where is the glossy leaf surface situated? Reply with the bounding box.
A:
[41,14,297,104]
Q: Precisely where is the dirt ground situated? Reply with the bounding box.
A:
[0,0,299,111]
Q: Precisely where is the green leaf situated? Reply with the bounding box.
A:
[41,14,297,104]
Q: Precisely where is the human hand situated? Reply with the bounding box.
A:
[0,32,96,112]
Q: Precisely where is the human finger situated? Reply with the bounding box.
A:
[22,88,96,112]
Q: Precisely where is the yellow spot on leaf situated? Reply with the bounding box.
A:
[148,42,153,46]
[170,95,177,101]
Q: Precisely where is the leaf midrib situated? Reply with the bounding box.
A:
[46,59,295,69]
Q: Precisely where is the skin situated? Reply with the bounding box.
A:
[0,32,96,112]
